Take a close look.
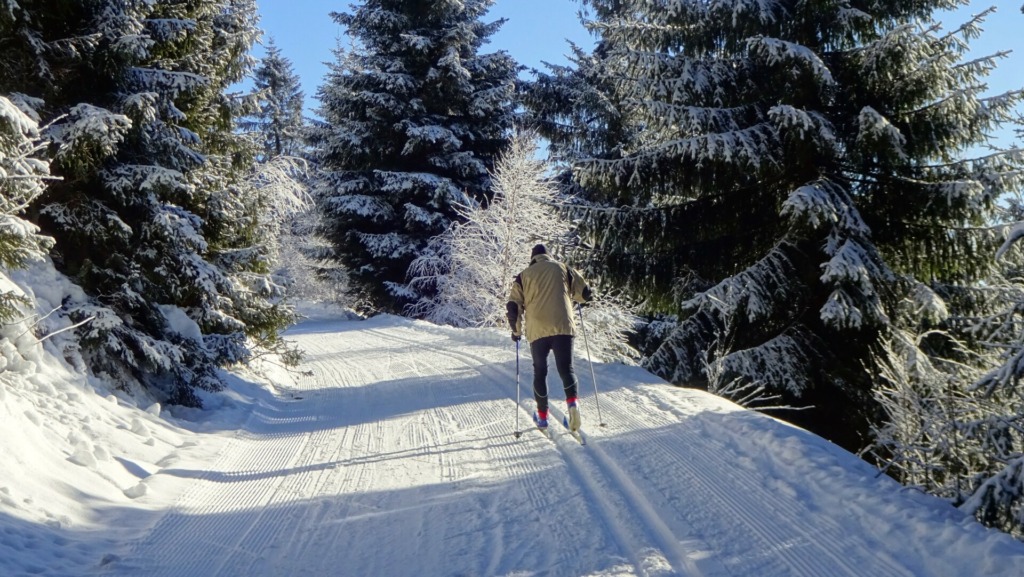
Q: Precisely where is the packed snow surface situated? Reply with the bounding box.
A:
[3,310,1024,576]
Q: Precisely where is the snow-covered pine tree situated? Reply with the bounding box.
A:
[192,0,302,370]
[0,0,295,406]
[523,32,636,177]
[538,1,1024,450]
[832,4,1024,538]
[244,38,306,160]
[309,0,518,314]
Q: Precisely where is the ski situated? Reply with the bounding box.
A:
[521,412,584,445]
[561,416,587,445]
[533,413,553,439]
[567,429,586,445]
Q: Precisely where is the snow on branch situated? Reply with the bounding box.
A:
[746,36,835,85]
[820,240,878,292]
[818,246,888,330]
[249,155,310,218]
[49,104,132,169]
[129,68,207,97]
[401,124,462,155]
[719,329,816,399]
[768,105,838,151]
[103,164,191,203]
[996,222,1024,262]
[0,97,55,213]
[358,231,416,260]
[576,124,776,190]
[145,18,198,43]
[436,46,471,82]
[958,450,1024,533]
[781,179,869,234]
[683,242,800,324]
[325,193,396,221]
[974,343,1024,397]
[0,96,56,329]
[400,33,433,51]
[819,288,865,330]
[856,106,908,161]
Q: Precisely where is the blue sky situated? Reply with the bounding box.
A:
[253,0,593,111]
[253,0,1023,145]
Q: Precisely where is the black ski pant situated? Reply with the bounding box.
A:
[530,334,578,415]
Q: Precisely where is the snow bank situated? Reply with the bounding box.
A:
[0,259,293,576]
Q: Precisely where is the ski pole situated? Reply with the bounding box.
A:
[578,306,606,427]
[513,339,522,438]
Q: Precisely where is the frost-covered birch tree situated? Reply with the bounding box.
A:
[535,1,1024,450]
[867,200,1024,537]
[406,132,639,361]
[310,0,518,314]
[405,133,568,328]
[251,154,346,306]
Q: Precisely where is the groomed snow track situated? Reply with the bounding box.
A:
[101,315,1021,577]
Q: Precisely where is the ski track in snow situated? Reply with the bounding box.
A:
[100,316,1022,576]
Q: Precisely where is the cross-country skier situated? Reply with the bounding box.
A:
[506,244,593,431]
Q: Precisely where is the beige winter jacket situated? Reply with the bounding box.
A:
[506,254,592,342]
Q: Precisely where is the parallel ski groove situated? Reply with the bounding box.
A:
[373,329,708,577]
[358,327,586,574]
[103,317,945,577]
[611,385,917,577]
[412,327,847,577]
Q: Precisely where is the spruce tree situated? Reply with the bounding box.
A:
[243,40,323,308]
[245,38,306,160]
[310,0,518,313]
[524,39,634,175]
[537,1,1024,449]
[0,0,294,406]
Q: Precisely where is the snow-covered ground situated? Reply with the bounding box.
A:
[4,309,1024,576]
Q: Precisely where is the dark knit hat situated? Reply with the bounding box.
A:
[531,244,547,258]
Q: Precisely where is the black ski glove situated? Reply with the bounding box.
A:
[505,301,519,331]
[511,333,521,342]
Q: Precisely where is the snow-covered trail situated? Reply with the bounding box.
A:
[104,315,1024,577]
